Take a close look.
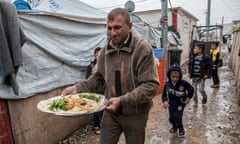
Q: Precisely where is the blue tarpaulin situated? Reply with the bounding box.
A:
[13,0,32,10]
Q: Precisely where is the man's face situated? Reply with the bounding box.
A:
[170,71,180,84]
[107,15,132,46]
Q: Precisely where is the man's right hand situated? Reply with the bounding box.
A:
[61,85,78,96]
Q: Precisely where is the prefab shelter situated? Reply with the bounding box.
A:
[134,7,199,64]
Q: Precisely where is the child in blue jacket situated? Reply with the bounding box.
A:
[162,64,194,137]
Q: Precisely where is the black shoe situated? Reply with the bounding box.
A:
[169,127,177,133]
[178,129,185,137]
[202,98,207,104]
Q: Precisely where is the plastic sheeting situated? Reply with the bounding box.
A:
[0,0,163,99]
[0,10,107,99]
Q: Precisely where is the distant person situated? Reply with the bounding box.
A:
[210,42,222,88]
[86,47,101,79]
[86,47,103,135]
[188,43,211,105]
[162,64,194,137]
[222,35,228,44]
[61,8,159,144]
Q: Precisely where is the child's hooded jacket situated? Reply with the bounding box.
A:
[162,64,194,106]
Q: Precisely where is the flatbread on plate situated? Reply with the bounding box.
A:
[37,93,105,117]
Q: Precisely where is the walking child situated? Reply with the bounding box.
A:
[162,64,194,137]
[188,43,212,105]
[210,42,223,88]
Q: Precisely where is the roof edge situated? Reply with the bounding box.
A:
[134,6,199,21]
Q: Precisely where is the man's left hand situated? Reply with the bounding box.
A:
[105,97,121,113]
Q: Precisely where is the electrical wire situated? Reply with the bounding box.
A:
[221,0,239,16]
[98,0,146,9]
[168,0,173,11]
[168,0,178,15]
[98,0,160,10]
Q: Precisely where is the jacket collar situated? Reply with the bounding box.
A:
[210,47,219,53]
[106,32,133,54]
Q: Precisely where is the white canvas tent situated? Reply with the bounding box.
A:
[0,0,162,99]
[32,0,106,22]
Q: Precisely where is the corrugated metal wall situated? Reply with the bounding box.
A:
[229,24,240,94]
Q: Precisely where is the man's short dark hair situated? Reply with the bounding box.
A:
[107,8,130,24]
[94,47,101,55]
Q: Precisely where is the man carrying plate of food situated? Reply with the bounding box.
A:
[60,8,159,144]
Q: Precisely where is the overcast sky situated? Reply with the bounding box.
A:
[80,0,240,25]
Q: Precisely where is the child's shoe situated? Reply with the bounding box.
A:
[92,126,101,135]
[178,129,185,137]
[193,101,198,107]
[169,127,177,133]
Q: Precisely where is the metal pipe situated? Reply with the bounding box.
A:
[206,0,211,41]
[161,0,168,81]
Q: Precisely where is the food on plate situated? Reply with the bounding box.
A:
[37,93,105,116]
[78,93,101,102]
[48,97,92,111]
[49,99,66,110]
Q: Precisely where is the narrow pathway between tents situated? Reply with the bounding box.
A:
[60,49,240,144]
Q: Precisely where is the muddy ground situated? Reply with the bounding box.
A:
[60,50,240,144]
